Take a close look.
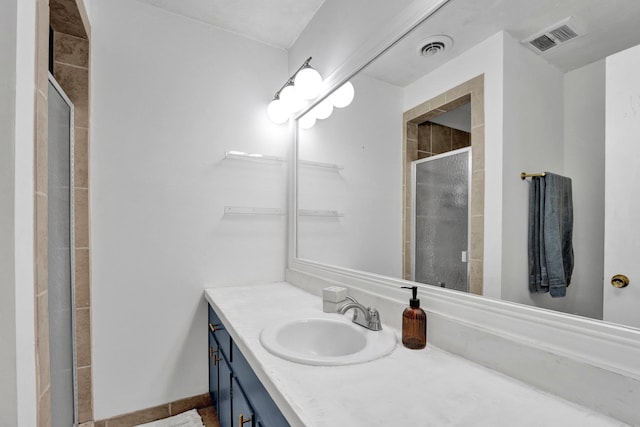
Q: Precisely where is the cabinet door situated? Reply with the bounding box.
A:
[231,342,290,427]
[209,305,232,361]
[218,356,233,427]
[208,332,220,408]
[232,377,255,427]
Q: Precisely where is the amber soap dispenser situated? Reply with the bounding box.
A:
[401,286,426,349]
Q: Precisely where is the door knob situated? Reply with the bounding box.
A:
[611,274,630,288]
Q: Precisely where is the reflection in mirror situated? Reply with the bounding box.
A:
[296,0,640,330]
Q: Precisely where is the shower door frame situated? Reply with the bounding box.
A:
[410,146,472,291]
[48,71,79,427]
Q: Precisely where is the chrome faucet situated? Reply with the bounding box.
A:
[337,296,383,331]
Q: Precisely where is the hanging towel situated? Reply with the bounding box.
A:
[528,172,574,297]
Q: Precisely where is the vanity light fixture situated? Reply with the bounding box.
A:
[267,57,323,124]
[267,57,356,128]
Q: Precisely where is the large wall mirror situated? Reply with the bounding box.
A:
[295,0,640,331]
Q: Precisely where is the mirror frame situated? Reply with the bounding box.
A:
[287,0,640,381]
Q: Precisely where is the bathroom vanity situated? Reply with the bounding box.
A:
[205,282,626,427]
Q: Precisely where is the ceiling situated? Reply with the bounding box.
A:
[133,0,326,49]
[365,0,640,87]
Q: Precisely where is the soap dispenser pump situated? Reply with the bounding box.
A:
[401,286,426,349]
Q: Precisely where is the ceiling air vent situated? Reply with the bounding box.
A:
[522,17,582,54]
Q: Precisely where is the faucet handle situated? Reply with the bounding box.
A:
[367,308,382,331]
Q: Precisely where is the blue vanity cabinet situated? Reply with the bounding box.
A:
[208,305,231,360]
[207,304,290,427]
[209,305,233,427]
[232,377,255,427]
[218,354,233,427]
[231,342,290,427]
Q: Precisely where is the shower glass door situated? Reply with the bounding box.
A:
[48,74,77,427]
[412,148,470,292]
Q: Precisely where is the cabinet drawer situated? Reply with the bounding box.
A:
[231,342,290,427]
[209,305,232,361]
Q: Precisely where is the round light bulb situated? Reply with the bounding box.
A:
[313,98,333,120]
[267,99,288,124]
[280,84,305,113]
[329,81,355,108]
[294,66,323,100]
[299,113,316,129]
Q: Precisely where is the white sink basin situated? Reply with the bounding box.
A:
[259,316,396,366]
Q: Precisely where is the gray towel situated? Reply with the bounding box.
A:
[528,172,574,297]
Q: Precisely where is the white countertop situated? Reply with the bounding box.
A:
[204,282,628,427]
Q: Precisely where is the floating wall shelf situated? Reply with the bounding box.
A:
[298,209,344,217]
[224,206,284,216]
[225,151,284,163]
[225,150,343,170]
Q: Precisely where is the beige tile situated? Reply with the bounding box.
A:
[75,188,89,248]
[470,215,484,261]
[403,214,411,245]
[75,248,90,308]
[79,423,94,427]
[198,406,221,427]
[38,386,51,427]
[431,123,451,154]
[94,421,106,427]
[471,171,485,217]
[418,123,431,152]
[36,194,48,294]
[471,125,485,172]
[36,0,50,95]
[36,92,48,194]
[406,138,417,157]
[105,404,170,427]
[403,251,411,278]
[406,122,418,140]
[76,308,91,367]
[53,63,89,128]
[446,81,473,102]
[468,74,484,92]
[50,0,88,39]
[452,129,471,150]
[36,292,50,395]
[444,96,471,113]
[54,32,89,68]
[471,85,485,128]
[170,393,212,415]
[429,93,447,110]
[470,260,484,295]
[417,151,430,160]
[410,108,448,124]
[77,366,94,423]
[74,127,89,188]
[404,100,431,122]
[407,146,418,163]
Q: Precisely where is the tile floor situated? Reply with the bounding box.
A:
[197,406,220,427]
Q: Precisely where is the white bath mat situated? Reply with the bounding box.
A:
[133,409,205,427]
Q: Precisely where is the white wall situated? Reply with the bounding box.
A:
[500,36,606,321]
[297,74,403,278]
[89,0,289,418]
[403,31,505,298]
[500,33,565,305]
[0,0,37,426]
[561,60,605,319]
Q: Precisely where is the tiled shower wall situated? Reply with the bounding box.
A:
[402,75,485,295]
[34,0,92,425]
[52,27,93,423]
[417,122,471,159]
